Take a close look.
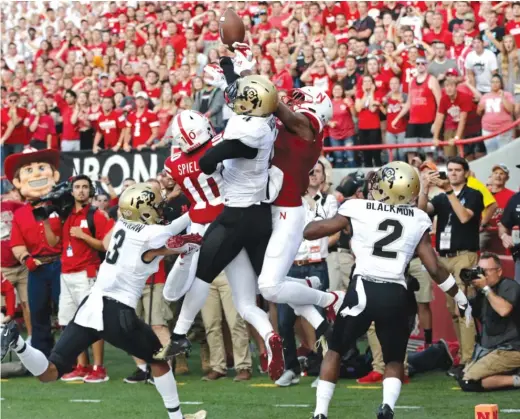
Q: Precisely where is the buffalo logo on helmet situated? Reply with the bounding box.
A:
[242,86,261,110]
[132,190,156,209]
[381,167,396,189]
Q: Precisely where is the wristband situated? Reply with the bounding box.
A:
[24,256,39,272]
[446,189,454,195]
[454,289,468,307]
[482,285,491,296]
[439,274,456,292]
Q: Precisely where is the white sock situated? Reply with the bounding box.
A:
[314,380,336,416]
[173,278,210,335]
[13,336,49,377]
[382,377,402,410]
[262,282,334,307]
[137,363,147,372]
[154,368,182,419]
[290,304,324,329]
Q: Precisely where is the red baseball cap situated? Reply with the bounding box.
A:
[446,68,459,77]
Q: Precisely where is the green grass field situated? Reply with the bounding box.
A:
[1,342,519,419]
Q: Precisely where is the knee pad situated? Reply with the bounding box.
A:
[458,378,484,392]
[259,285,282,303]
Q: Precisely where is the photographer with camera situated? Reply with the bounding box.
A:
[499,184,520,284]
[418,156,484,376]
[457,252,520,392]
[58,175,114,383]
[5,148,63,357]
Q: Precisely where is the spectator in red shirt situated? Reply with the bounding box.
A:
[506,2,520,46]
[93,96,130,154]
[153,89,177,148]
[432,78,472,157]
[272,57,294,92]
[1,92,28,156]
[126,91,159,151]
[57,89,81,152]
[489,164,515,231]
[384,76,408,162]
[301,59,336,97]
[355,75,383,167]
[329,84,356,168]
[423,12,452,47]
[59,175,114,383]
[172,65,193,103]
[25,100,56,150]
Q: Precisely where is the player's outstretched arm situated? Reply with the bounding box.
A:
[274,101,315,142]
[199,140,258,174]
[416,231,472,324]
[303,214,349,241]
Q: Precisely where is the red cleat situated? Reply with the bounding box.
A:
[258,352,268,374]
[325,291,345,322]
[266,333,284,381]
[357,371,383,384]
[84,365,109,383]
[166,233,203,255]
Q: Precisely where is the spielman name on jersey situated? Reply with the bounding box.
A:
[367,201,415,216]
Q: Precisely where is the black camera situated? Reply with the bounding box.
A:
[31,181,74,221]
[460,267,485,285]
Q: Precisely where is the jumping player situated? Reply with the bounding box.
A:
[303,162,471,419]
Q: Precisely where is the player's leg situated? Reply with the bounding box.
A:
[257,205,342,310]
[100,298,205,419]
[313,277,373,419]
[373,282,410,419]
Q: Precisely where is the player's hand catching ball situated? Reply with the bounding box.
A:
[231,42,255,76]
[203,64,227,90]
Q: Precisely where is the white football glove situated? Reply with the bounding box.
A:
[455,290,473,327]
[231,42,256,76]
[203,64,228,90]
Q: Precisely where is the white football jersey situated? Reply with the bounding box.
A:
[338,199,432,287]
[92,214,190,308]
[221,113,278,207]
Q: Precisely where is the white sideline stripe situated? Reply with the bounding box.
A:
[502,410,520,413]
[70,399,101,403]
[274,404,311,408]
[182,402,203,405]
[395,406,422,409]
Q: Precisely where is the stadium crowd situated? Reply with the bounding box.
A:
[1,0,520,407]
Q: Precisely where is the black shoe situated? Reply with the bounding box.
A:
[447,364,465,379]
[123,368,149,384]
[377,404,394,419]
[153,334,192,360]
[313,415,327,419]
[1,320,20,361]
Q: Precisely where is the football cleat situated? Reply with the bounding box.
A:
[266,332,284,381]
[153,334,192,361]
[183,410,207,419]
[313,415,327,419]
[377,404,394,419]
[124,368,149,384]
[166,234,203,255]
[1,320,20,361]
[325,291,345,322]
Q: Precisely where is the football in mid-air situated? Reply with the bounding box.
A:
[219,8,245,48]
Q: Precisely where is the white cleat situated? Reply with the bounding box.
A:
[275,370,300,387]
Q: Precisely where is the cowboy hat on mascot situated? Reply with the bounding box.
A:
[5,147,62,357]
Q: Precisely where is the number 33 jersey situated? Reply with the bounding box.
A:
[339,199,432,287]
[164,135,224,225]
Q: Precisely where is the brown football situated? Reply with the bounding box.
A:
[219,8,245,48]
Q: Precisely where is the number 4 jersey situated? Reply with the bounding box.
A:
[164,135,224,225]
[339,199,432,287]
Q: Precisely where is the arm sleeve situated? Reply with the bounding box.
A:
[199,139,258,174]
[220,56,239,85]
[147,212,191,249]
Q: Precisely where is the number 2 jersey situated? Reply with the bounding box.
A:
[92,215,189,309]
[164,135,224,225]
[338,199,432,287]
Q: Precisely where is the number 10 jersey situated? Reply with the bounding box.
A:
[164,135,225,225]
[338,199,432,287]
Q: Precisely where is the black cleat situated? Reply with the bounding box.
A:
[1,320,20,361]
[377,404,394,419]
[153,334,192,360]
[123,368,149,384]
[313,415,327,419]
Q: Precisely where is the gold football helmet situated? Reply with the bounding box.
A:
[370,161,420,205]
[225,75,279,117]
[118,183,164,225]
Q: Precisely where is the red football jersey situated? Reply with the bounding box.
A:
[127,109,159,147]
[272,114,324,208]
[164,135,224,225]
[98,110,129,148]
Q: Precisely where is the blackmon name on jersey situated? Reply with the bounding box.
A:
[338,199,432,287]
[164,134,224,225]
[92,217,188,309]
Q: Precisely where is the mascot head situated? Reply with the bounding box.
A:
[4,148,61,201]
